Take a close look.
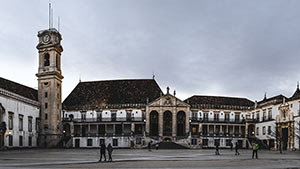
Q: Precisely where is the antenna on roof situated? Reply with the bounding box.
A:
[48,2,54,29]
[79,74,81,83]
[58,16,60,32]
[264,92,267,100]
[48,3,51,29]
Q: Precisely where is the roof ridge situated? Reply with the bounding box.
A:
[189,95,250,100]
[80,78,155,83]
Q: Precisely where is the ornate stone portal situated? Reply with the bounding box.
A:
[276,98,295,150]
[145,90,190,142]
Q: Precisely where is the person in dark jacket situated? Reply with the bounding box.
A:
[99,143,106,162]
[148,141,152,151]
[215,142,220,155]
[235,142,240,155]
[107,143,113,162]
[230,142,233,151]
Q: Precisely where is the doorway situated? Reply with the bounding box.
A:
[75,139,80,148]
[282,128,288,150]
[177,111,186,136]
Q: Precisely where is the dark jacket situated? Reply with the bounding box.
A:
[100,144,106,153]
[107,144,113,153]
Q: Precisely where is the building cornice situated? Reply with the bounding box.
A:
[0,88,40,107]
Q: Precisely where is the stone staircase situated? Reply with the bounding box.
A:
[156,141,189,149]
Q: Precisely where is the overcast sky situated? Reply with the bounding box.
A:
[0,0,300,101]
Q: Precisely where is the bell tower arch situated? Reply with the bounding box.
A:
[36,28,63,148]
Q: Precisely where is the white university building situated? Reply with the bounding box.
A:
[0,27,299,150]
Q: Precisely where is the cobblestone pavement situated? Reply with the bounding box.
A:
[0,149,300,169]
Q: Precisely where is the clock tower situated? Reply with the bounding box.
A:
[36,28,63,148]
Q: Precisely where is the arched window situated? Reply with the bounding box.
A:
[44,53,50,66]
[56,54,60,69]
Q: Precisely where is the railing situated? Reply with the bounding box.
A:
[63,117,144,123]
[201,133,246,138]
[74,132,133,137]
[190,117,246,124]
[261,117,274,122]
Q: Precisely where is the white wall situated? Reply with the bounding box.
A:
[0,95,39,148]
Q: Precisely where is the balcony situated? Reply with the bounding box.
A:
[63,117,144,123]
[190,117,246,124]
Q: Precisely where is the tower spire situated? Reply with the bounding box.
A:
[297,81,299,90]
[264,92,267,100]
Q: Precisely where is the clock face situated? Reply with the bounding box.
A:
[42,34,51,43]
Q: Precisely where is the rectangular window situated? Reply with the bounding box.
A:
[8,135,13,146]
[268,109,272,120]
[36,118,40,132]
[113,139,118,147]
[263,126,266,135]
[8,113,14,130]
[19,136,23,146]
[192,112,197,120]
[256,127,259,136]
[263,110,266,121]
[28,117,32,132]
[214,113,219,121]
[45,103,48,109]
[268,126,271,135]
[87,139,93,146]
[225,113,230,121]
[45,92,48,98]
[235,113,240,122]
[256,112,259,121]
[28,136,32,146]
[19,115,23,131]
[81,111,86,121]
[45,114,48,120]
[203,112,208,120]
[202,139,208,146]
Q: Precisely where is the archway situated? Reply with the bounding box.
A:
[150,111,158,136]
[177,111,186,136]
[163,111,172,136]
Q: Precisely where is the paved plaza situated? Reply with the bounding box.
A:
[0,149,299,169]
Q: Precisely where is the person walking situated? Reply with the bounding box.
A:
[235,142,240,155]
[107,143,113,162]
[215,142,220,155]
[99,143,106,162]
[148,141,152,151]
[230,142,233,151]
[252,141,259,159]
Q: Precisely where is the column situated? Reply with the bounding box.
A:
[159,109,163,137]
[172,110,177,137]
[233,125,235,136]
[96,124,99,137]
[131,123,135,134]
[146,107,150,134]
[214,125,216,136]
[88,124,90,137]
